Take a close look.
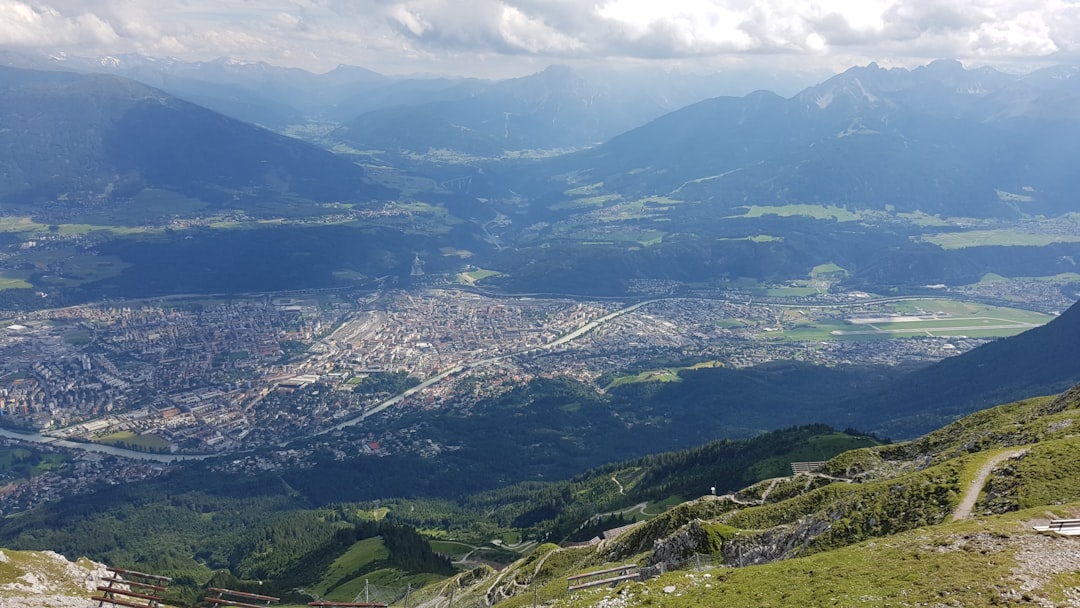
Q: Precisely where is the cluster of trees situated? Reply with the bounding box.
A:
[478,424,877,541]
[351,371,421,396]
[0,465,450,606]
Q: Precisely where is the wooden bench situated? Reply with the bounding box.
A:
[1049,519,1080,533]
[1032,518,1080,535]
[204,587,280,608]
[92,567,172,608]
[567,564,638,592]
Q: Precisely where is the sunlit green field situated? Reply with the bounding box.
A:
[606,361,723,389]
[428,540,474,560]
[459,268,503,283]
[0,273,32,290]
[728,204,862,222]
[93,431,170,451]
[920,229,1080,249]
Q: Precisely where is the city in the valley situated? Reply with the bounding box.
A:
[0,277,1066,512]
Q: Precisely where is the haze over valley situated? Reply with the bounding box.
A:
[3,21,1080,605]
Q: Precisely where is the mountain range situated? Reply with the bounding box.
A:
[4,57,1080,224]
[2,50,813,150]
[512,59,1080,219]
[0,66,390,208]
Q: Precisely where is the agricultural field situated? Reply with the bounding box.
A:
[0,273,32,290]
[809,263,849,278]
[428,540,475,561]
[605,361,723,389]
[920,229,1080,249]
[976,271,1080,285]
[310,537,389,599]
[728,204,863,222]
[716,235,783,243]
[919,213,1080,249]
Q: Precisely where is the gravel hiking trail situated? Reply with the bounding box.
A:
[953,449,1027,520]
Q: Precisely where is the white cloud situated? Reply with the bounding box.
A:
[0,0,1078,75]
[0,0,120,46]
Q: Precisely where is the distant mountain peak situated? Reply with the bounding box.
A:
[921,58,965,73]
[795,58,1013,114]
[539,64,577,77]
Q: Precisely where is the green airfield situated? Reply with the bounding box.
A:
[774,299,1053,341]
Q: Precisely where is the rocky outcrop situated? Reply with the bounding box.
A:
[0,548,110,608]
[644,514,833,571]
[602,496,736,562]
[645,520,715,568]
[720,516,832,566]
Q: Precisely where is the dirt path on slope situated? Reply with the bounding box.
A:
[952,449,1027,520]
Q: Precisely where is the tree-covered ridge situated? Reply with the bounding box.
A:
[0,468,449,605]
[0,423,873,602]
[470,425,879,541]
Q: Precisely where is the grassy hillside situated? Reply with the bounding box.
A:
[307,536,441,604]
[563,507,1080,607]
[5,385,1080,606]
[411,383,1080,608]
[357,425,878,544]
[0,425,874,605]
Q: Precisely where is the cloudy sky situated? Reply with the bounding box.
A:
[1,0,1077,77]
